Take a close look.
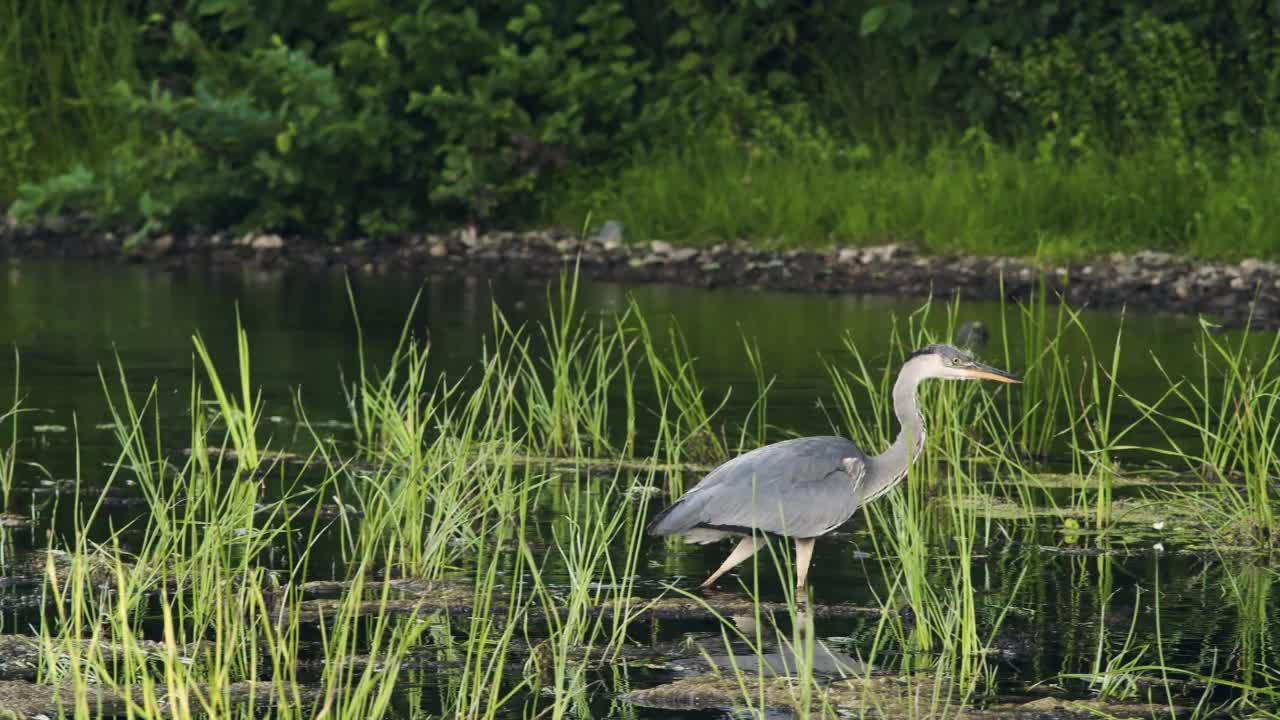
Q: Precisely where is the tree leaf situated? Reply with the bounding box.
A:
[860,7,887,36]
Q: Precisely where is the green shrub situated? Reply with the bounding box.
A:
[7,0,1280,256]
[989,11,1221,152]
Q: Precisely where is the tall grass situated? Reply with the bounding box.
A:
[1,348,20,510]
[1128,321,1280,543]
[551,131,1280,260]
[0,1,138,201]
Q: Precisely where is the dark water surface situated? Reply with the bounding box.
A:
[0,258,1275,716]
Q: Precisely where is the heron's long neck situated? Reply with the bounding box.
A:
[867,365,926,492]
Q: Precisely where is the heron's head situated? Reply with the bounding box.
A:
[906,343,1021,384]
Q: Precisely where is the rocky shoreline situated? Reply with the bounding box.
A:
[3,224,1279,329]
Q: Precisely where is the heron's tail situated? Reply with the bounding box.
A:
[645,494,700,536]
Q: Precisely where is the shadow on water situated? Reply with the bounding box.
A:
[0,258,1276,718]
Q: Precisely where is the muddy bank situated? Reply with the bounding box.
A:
[3,225,1278,330]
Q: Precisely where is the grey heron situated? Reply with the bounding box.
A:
[646,343,1021,590]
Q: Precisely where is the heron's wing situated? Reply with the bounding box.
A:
[647,436,870,539]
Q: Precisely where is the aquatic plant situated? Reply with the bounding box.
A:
[4,272,1280,719]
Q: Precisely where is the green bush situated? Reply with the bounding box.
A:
[6,0,1280,256]
[989,11,1220,152]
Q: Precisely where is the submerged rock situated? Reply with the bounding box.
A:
[624,673,1193,718]
[0,679,318,718]
[1,549,130,589]
[0,680,133,718]
[623,672,944,714]
[684,640,865,678]
[0,637,39,681]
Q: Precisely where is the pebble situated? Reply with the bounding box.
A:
[4,221,1279,331]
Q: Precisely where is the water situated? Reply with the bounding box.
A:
[0,258,1275,716]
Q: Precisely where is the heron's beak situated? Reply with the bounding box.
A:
[962,362,1022,384]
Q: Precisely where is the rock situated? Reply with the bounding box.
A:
[249,234,284,250]
[1004,696,1193,719]
[150,234,174,255]
[670,248,699,262]
[624,673,945,715]
[650,240,673,255]
[429,242,448,258]
[1240,257,1265,273]
[955,320,989,351]
[593,220,624,250]
[836,248,860,263]
[862,243,906,262]
[40,215,72,234]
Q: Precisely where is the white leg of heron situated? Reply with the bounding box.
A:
[700,536,760,588]
[794,537,816,590]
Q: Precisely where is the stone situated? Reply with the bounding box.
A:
[594,220,624,250]
[1239,257,1265,273]
[650,240,673,255]
[429,242,448,258]
[149,234,174,253]
[250,234,285,250]
[1133,250,1178,267]
[862,243,905,262]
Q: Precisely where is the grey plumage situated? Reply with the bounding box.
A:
[646,436,869,540]
[647,343,1021,590]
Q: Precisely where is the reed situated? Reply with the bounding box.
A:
[0,347,20,510]
[6,270,1280,719]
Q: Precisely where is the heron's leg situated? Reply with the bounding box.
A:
[700,536,760,588]
[794,537,816,590]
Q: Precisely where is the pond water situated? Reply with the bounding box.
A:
[0,258,1275,718]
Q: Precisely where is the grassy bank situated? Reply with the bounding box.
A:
[7,3,1280,262]
[547,133,1280,261]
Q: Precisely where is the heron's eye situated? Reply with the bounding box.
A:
[950,357,962,366]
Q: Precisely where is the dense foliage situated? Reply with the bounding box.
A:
[4,1,1280,254]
